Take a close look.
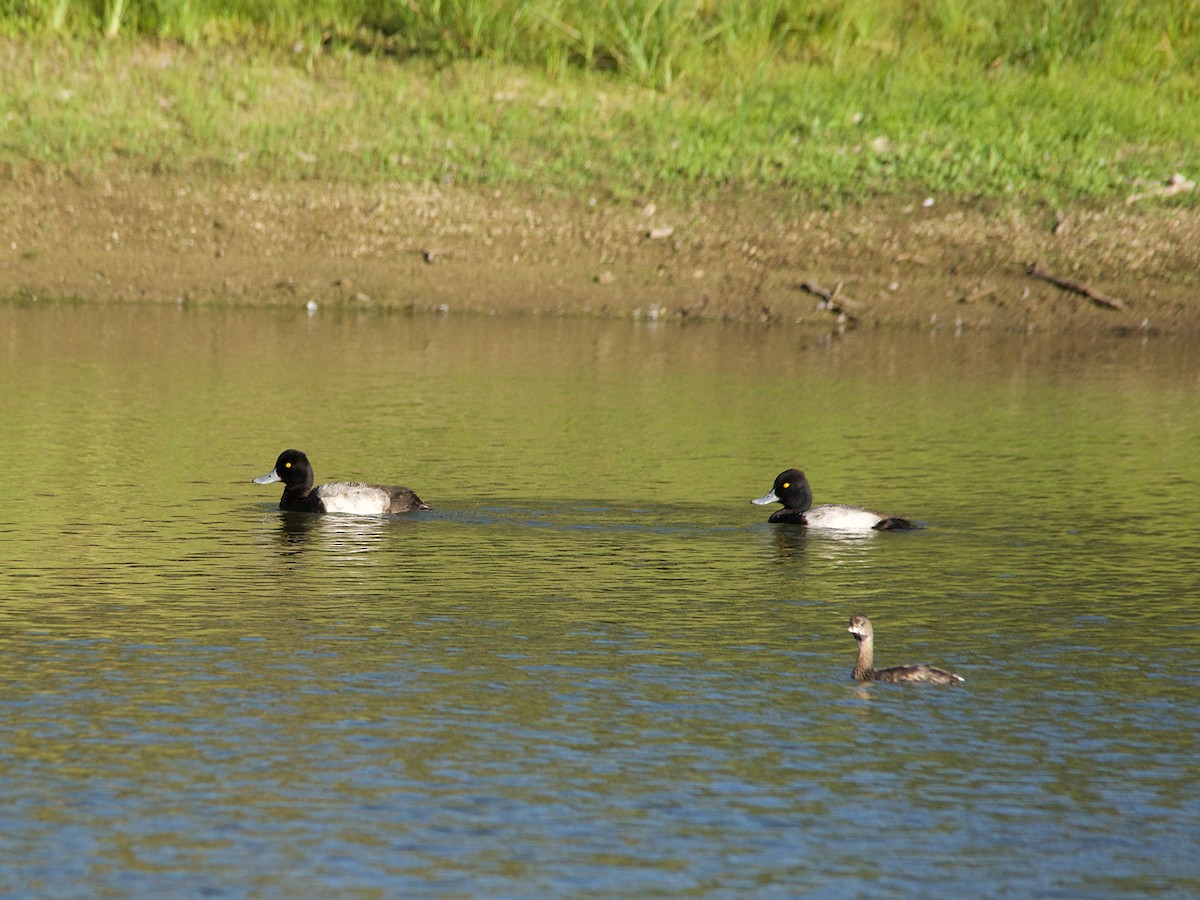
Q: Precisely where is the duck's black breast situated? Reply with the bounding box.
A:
[280,487,326,513]
[767,509,809,525]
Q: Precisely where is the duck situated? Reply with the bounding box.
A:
[253,449,430,515]
[847,615,964,684]
[751,468,916,530]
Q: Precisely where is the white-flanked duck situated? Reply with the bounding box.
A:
[254,449,429,515]
[752,468,916,530]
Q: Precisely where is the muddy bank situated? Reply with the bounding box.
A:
[2,172,1198,334]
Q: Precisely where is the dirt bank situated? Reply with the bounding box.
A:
[2,172,1198,334]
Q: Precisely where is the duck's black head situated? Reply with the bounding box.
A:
[752,468,814,511]
[254,449,315,490]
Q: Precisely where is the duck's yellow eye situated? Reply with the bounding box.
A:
[285,462,292,469]
[782,482,790,489]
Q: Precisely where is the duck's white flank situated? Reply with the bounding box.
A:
[315,482,397,515]
[802,504,890,530]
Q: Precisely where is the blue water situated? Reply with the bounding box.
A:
[1,304,1198,896]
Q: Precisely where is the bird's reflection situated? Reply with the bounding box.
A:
[270,510,391,559]
[764,524,883,565]
[768,525,810,563]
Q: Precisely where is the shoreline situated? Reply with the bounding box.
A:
[3,173,1198,335]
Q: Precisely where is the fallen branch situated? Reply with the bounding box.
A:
[1025,262,1126,312]
[798,280,866,322]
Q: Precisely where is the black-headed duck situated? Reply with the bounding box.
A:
[254,449,429,515]
[753,468,916,530]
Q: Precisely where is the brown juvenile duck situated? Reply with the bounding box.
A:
[847,615,964,684]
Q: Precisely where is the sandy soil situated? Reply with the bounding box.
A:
[2,172,1198,334]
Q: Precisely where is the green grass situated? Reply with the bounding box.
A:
[0,1,1197,206]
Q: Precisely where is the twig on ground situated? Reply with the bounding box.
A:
[799,280,866,322]
[958,286,996,304]
[1026,261,1126,311]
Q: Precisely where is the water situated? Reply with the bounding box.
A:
[1,303,1198,897]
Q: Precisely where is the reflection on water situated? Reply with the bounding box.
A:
[268,507,401,554]
[1,303,1199,896]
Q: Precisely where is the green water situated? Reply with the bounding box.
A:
[1,303,1198,896]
